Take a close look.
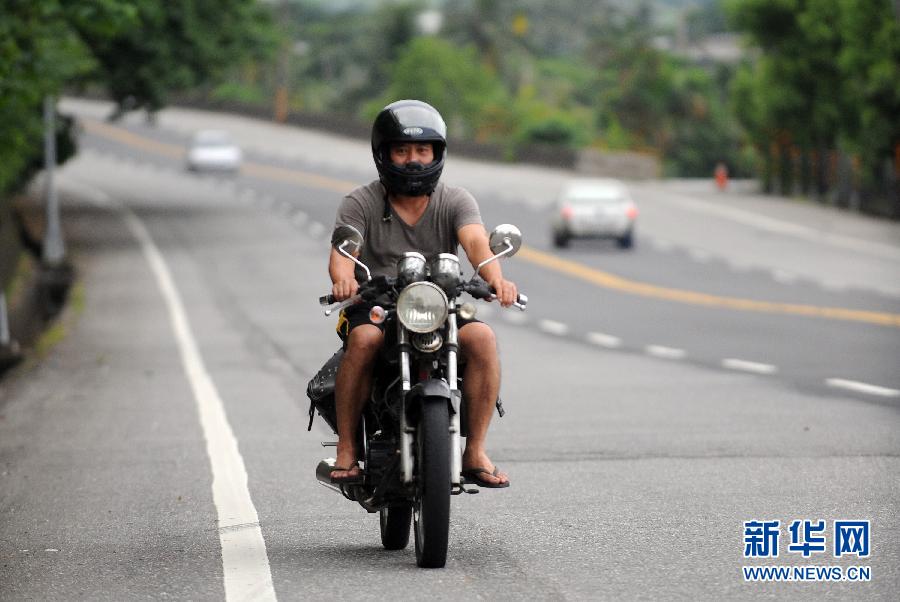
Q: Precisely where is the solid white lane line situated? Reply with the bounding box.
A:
[721,358,778,375]
[539,319,569,336]
[645,345,686,360]
[85,187,276,601]
[826,378,900,398]
[586,332,622,348]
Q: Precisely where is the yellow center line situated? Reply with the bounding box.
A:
[83,119,184,159]
[82,117,900,328]
[518,246,900,327]
[83,118,353,193]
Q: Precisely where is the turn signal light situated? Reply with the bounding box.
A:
[369,305,386,324]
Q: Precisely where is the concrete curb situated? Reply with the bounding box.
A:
[0,194,75,378]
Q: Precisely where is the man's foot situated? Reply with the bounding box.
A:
[461,466,510,488]
[462,450,509,487]
[329,463,363,484]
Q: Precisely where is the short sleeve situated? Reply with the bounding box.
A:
[450,187,483,232]
[334,194,368,239]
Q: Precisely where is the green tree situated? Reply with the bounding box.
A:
[0,1,276,197]
[837,0,900,191]
[728,0,899,214]
[728,0,845,196]
[371,37,509,142]
[74,0,276,116]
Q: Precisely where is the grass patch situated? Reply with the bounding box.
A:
[70,281,85,314]
[34,321,67,358]
[3,253,34,300]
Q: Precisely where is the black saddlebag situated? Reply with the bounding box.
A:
[306,348,343,432]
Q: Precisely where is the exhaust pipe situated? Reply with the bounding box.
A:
[315,459,341,493]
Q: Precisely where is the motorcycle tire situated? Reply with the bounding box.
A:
[413,399,451,568]
[379,505,412,550]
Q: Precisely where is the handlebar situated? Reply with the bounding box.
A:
[321,293,363,316]
[321,275,527,316]
[463,278,527,311]
[320,275,393,315]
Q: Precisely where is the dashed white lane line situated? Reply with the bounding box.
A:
[821,280,848,293]
[586,332,623,349]
[502,311,528,325]
[689,248,711,263]
[727,259,753,272]
[651,239,674,252]
[645,345,687,360]
[721,358,778,375]
[772,270,797,284]
[308,222,326,238]
[474,303,494,319]
[539,319,569,336]
[77,181,276,602]
[826,378,900,398]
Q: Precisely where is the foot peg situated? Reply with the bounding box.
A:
[452,483,479,495]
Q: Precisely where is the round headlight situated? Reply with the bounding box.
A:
[397,282,449,333]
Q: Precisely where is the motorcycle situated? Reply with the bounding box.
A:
[306,223,527,568]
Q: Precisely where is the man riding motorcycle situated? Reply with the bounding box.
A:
[328,99,516,487]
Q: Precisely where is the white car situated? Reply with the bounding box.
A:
[551,178,638,248]
[186,130,242,172]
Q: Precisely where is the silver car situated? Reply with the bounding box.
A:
[551,178,637,248]
[186,130,242,172]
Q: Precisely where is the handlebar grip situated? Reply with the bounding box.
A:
[323,293,363,316]
[488,292,528,311]
[319,294,336,306]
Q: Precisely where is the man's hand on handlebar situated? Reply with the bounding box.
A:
[488,277,518,308]
[332,278,359,302]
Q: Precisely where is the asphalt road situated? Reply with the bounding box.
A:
[0,100,898,600]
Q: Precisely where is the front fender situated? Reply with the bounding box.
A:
[405,379,454,421]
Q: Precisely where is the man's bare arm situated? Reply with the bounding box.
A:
[457,223,517,306]
[329,247,359,301]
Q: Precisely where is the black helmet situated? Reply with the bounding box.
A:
[371,99,447,196]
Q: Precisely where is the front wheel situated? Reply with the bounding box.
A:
[380,505,412,550]
[413,399,451,568]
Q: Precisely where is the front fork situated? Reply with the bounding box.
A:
[398,301,462,485]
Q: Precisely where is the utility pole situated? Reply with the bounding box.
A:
[43,95,66,265]
[39,95,73,318]
[273,0,291,123]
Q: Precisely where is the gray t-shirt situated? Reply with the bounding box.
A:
[334,180,483,282]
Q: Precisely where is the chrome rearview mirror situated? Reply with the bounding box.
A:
[331,223,371,281]
[331,224,363,254]
[488,224,522,257]
[474,224,523,278]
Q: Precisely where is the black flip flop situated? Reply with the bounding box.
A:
[461,466,510,488]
